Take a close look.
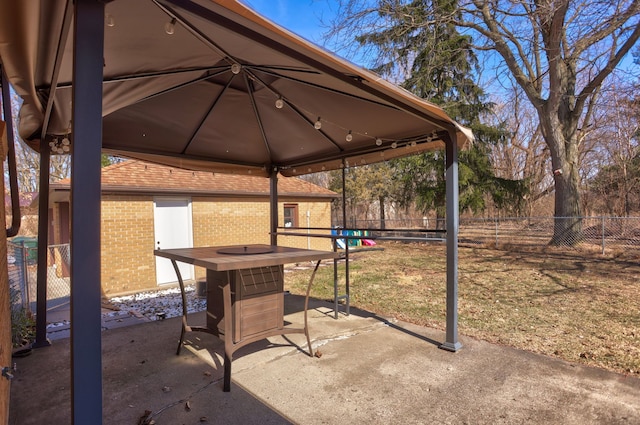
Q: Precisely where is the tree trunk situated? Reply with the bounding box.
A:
[540,110,584,246]
[551,168,583,245]
[379,196,386,230]
[436,209,445,230]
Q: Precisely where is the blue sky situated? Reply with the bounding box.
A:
[241,0,372,67]
[241,0,638,88]
[242,0,336,44]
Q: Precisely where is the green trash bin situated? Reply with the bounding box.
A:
[11,236,38,264]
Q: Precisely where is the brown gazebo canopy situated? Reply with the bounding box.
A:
[1,0,471,175]
[0,1,472,423]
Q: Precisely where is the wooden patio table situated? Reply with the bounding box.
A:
[154,244,338,391]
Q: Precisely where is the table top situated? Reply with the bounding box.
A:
[154,244,338,271]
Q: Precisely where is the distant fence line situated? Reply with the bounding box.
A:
[8,217,639,312]
[336,216,640,254]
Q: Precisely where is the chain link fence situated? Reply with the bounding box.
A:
[8,241,71,312]
[337,216,640,255]
[7,216,639,310]
[459,217,640,254]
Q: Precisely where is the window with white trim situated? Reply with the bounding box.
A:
[283,204,298,228]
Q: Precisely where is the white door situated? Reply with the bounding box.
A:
[154,198,194,285]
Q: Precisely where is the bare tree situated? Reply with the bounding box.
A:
[585,75,640,216]
[488,86,553,217]
[329,0,640,244]
[296,171,331,188]
[6,92,70,194]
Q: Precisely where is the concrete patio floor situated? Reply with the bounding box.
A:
[9,295,640,424]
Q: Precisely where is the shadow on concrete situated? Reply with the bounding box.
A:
[10,294,640,424]
[10,314,295,425]
[286,294,443,348]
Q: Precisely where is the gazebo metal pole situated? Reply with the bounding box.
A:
[342,163,350,316]
[270,170,278,246]
[70,1,105,423]
[332,237,339,319]
[342,163,347,229]
[33,139,51,348]
[441,131,462,352]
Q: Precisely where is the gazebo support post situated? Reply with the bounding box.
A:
[33,139,51,348]
[441,130,462,352]
[332,161,351,319]
[270,170,278,246]
[342,163,350,316]
[70,1,105,423]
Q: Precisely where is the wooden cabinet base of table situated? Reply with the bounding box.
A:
[205,265,297,391]
[206,266,284,342]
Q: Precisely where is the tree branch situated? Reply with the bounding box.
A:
[574,21,640,117]
[469,0,544,108]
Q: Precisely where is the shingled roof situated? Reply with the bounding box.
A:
[51,160,337,198]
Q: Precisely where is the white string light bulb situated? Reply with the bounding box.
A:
[314,118,322,130]
[165,18,176,35]
[345,131,353,142]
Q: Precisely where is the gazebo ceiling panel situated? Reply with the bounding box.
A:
[0,0,473,177]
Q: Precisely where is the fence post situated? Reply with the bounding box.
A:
[601,216,605,255]
[21,244,29,309]
[495,217,498,247]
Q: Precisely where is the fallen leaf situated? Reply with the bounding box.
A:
[162,386,171,393]
[199,416,208,422]
[203,371,212,377]
[185,401,191,411]
[314,349,323,358]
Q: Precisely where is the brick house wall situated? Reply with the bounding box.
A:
[49,161,337,297]
[101,195,156,295]
[97,195,333,296]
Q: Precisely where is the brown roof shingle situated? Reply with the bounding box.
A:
[52,160,337,198]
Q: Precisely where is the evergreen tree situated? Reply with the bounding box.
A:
[355,0,526,219]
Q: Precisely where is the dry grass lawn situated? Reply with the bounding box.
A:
[285,242,640,377]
